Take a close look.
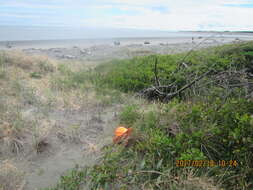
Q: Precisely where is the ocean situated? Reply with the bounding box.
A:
[0,26,253,49]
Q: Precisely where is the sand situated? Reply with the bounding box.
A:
[1,32,253,62]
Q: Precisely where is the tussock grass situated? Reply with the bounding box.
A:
[0,160,25,190]
[0,50,129,189]
[0,51,58,188]
[1,51,55,72]
[50,63,126,107]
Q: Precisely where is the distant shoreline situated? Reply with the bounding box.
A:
[0,33,253,45]
[181,31,253,33]
[1,34,253,43]
[1,28,253,42]
[1,31,253,62]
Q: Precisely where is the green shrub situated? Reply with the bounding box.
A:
[174,98,253,189]
[93,42,253,98]
[45,166,87,190]
[119,105,140,126]
[47,42,253,190]
[70,98,252,189]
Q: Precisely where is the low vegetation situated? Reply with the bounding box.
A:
[0,51,54,158]
[1,42,253,190]
[0,51,57,189]
[0,50,126,190]
[48,42,253,190]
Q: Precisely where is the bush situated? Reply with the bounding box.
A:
[119,105,141,126]
[44,166,87,190]
[69,97,253,190]
[174,98,253,189]
[47,42,253,190]
[93,42,253,98]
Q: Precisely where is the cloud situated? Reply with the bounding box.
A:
[86,0,253,30]
[0,0,253,30]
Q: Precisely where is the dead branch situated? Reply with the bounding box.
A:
[140,69,213,101]
[154,57,161,86]
[139,37,253,102]
[164,69,213,101]
[176,34,220,70]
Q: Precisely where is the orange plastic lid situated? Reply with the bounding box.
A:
[115,126,128,137]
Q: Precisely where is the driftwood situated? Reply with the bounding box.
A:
[154,57,161,87]
[140,67,253,101]
[164,69,213,101]
[139,36,253,102]
[176,34,219,71]
[140,69,213,101]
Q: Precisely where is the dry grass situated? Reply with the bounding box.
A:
[0,121,25,156]
[1,51,56,71]
[0,50,126,189]
[0,160,25,190]
[180,170,220,190]
[0,51,57,181]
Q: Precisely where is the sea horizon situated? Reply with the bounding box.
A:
[1,25,253,42]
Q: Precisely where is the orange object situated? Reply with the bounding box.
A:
[115,127,128,137]
[113,126,132,144]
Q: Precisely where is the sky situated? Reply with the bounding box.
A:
[0,0,253,31]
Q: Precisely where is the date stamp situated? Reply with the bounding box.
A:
[176,160,238,167]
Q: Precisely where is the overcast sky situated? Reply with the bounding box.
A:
[1,0,253,31]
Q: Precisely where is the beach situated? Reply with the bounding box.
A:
[1,32,253,62]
